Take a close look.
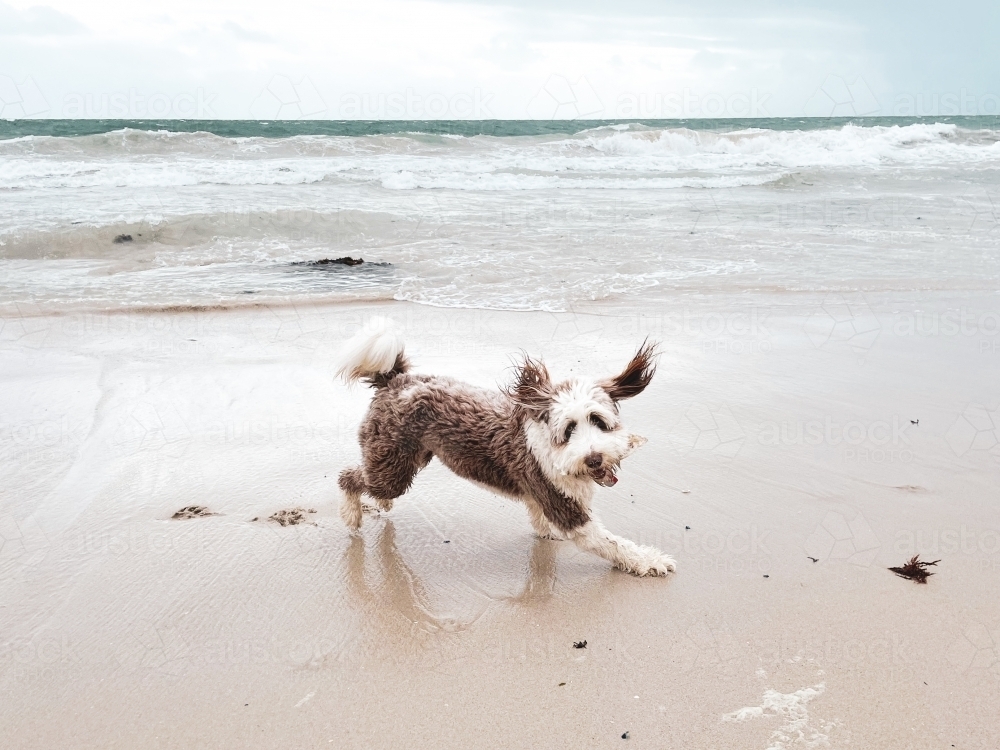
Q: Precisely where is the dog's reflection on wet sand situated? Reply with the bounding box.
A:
[343,519,561,645]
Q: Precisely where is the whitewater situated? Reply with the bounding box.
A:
[1,119,999,311]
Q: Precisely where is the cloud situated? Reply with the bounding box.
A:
[0,0,995,119]
[0,3,84,36]
[223,21,275,44]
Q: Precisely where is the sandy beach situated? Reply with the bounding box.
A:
[2,292,998,748]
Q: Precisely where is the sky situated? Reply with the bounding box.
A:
[1,0,998,119]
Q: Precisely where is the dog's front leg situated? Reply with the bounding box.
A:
[570,519,676,576]
[525,499,566,540]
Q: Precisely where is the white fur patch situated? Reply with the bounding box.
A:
[336,317,405,383]
[571,520,676,576]
[524,378,644,493]
[524,420,594,503]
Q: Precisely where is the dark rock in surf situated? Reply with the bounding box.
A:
[113,234,133,244]
[294,256,364,267]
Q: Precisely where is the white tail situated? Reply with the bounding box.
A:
[335,317,406,383]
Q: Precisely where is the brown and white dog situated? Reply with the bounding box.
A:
[336,318,676,577]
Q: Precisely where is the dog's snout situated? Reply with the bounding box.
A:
[584,452,603,469]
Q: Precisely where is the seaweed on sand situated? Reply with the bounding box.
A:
[888,555,940,583]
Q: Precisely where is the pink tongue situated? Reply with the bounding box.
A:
[594,469,618,487]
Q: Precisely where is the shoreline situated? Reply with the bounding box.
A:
[3,281,999,321]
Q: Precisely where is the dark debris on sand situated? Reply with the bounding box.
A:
[889,555,940,583]
[573,640,587,649]
[171,506,219,519]
[269,508,318,527]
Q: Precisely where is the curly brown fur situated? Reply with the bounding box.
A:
[599,339,657,402]
[342,374,589,532]
[336,320,676,577]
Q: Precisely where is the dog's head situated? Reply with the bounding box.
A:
[509,341,657,487]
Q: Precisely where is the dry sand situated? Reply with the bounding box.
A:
[2,292,999,749]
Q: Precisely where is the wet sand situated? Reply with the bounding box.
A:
[2,293,999,749]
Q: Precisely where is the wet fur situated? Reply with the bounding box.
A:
[337,320,675,577]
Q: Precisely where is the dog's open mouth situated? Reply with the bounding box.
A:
[589,464,619,487]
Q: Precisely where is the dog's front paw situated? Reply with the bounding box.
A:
[619,547,676,577]
[646,552,677,576]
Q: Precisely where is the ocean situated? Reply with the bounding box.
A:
[2,117,999,313]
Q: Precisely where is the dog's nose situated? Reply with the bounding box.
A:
[584,452,603,469]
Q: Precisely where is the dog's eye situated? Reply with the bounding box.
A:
[563,421,576,441]
[590,414,610,431]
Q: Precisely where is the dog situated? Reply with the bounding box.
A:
[335,318,676,577]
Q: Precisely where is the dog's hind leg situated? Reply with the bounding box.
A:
[362,448,430,514]
[338,466,366,531]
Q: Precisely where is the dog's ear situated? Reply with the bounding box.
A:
[507,354,554,418]
[600,340,658,402]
